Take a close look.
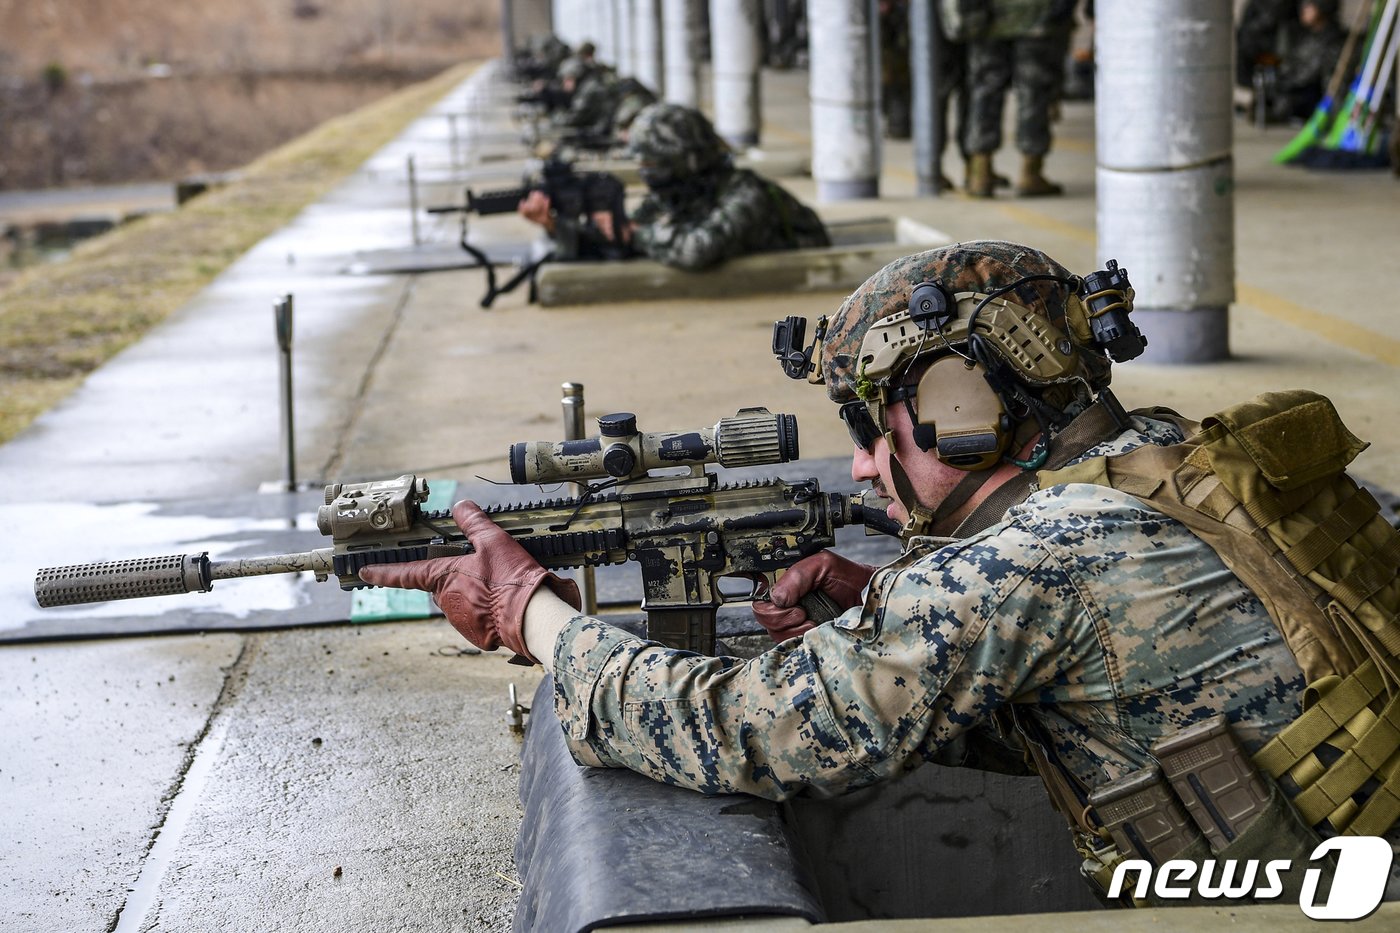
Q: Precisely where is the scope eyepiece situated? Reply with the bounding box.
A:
[509,408,800,485]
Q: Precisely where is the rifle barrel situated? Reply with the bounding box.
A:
[34,548,334,608]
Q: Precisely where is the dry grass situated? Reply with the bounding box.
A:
[0,61,477,444]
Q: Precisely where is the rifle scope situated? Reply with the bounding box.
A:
[510,407,799,485]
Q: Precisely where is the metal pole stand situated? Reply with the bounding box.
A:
[260,294,299,494]
[562,382,598,615]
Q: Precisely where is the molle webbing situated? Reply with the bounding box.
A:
[1040,390,1400,839]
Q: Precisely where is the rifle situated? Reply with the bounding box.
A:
[426,159,631,309]
[34,409,892,655]
[516,86,573,113]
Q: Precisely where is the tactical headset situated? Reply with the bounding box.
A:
[775,261,1145,474]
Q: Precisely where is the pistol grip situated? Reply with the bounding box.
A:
[799,590,845,625]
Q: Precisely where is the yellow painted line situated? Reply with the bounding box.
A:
[991,203,1400,368]
[1057,136,1093,155]
[757,120,1400,368]
[995,203,1095,245]
[1236,284,1400,367]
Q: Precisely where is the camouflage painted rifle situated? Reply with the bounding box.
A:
[34,409,891,654]
[427,158,630,308]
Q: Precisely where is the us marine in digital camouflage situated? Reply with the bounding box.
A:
[361,241,1400,906]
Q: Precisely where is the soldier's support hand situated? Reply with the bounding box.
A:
[751,551,876,643]
[517,190,556,233]
[357,501,580,663]
[590,210,630,244]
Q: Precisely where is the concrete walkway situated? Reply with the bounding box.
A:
[3,58,1400,932]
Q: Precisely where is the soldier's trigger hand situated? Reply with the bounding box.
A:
[357,501,580,663]
[769,551,875,612]
[751,591,815,644]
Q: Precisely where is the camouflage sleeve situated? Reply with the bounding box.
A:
[634,177,768,271]
[551,526,1082,799]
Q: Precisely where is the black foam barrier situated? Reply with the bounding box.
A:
[513,678,826,932]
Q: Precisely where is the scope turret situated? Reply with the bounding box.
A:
[509,408,799,485]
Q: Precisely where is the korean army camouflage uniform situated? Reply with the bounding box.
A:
[943,0,1072,157]
[1273,13,1350,122]
[627,103,829,271]
[547,240,1309,808]
[554,66,618,131]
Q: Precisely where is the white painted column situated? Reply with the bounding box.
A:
[634,0,665,92]
[808,0,881,199]
[662,0,701,106]
[709,0,763,147]
[1096,0,1234,362]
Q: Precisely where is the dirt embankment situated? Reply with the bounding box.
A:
[0,0,501,189]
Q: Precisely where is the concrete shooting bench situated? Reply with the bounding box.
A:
[533,216,949,307]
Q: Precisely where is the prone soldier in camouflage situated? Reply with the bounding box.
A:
[941,0,1073,197]
[360,240,1400,904]
[517,103,829,271]
[624,103,829,271]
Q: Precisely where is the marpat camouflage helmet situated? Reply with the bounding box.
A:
[820,240,1113,403]
[627,103,730,174]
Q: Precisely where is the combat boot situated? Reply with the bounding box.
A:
[964,153,994,198]
[1016,155,1064,197]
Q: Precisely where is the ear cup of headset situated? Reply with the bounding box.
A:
[914,355,1011,471]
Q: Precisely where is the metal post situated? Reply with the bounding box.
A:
[910,0,942,197]
[634,0,664,92]
[447,113,460,170]
[561,383,598,615]
[662,0,700,106]
[808,0,881,200]
[1096,0,1233,363]
[710,0,763,148]
[274,295,296,492]
[406,155,421,246]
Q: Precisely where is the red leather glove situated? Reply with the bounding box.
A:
[750,551,876,643]
[357,500,581,663]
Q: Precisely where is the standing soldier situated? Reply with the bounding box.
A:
[943,0,1073,197]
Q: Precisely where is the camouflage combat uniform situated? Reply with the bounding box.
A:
[627,104,830,272]
[945,0,1069,157]
[555,69,620,132]
[1273,17,1350,122]
[630,169,830,271]
[549,416,1308,798]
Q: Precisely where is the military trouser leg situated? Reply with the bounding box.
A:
[964,39,1014,155]
[1012,35,1061,158]
[936,36,969,161]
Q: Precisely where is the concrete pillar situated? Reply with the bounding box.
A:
[552,2,581,46]
[709,0,763,148]
[595,0,616,64]
[615,0,636,76]
[910,0,942,197]
[663,0,702,107]
[505,0,554,54]
[1096,0,1234,363]
[808,0,881,200]
[634,0,665,93]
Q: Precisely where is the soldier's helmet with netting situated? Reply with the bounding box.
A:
[819,240,1114,406]
[627,103,731,176]
[556,56,592,83]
